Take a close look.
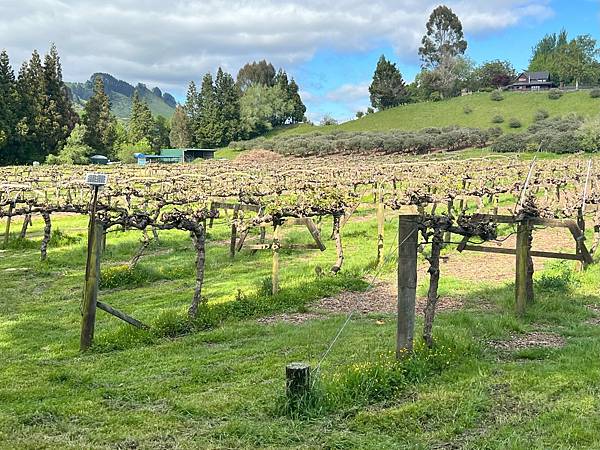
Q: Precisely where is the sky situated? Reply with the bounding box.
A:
[1,0,599,122]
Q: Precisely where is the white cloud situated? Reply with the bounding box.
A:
[0,0,553,99]
[325,82,370,102]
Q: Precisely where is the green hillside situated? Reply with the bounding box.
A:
[67,73,177,119]
[272,90,600,137]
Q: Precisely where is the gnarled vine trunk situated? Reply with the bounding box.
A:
[331,214,344,274]
[188,225,207,318]
[423,229,443,348]
[40,212,52,261]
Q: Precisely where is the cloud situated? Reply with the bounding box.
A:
[0,0,553,101]
[325,82,370,102]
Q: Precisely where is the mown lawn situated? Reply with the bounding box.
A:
[2,198,600,448]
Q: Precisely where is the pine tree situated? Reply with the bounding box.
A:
[0,50,18,164]
[369,55,409,110]
[215,67,241,145]
[196,73,220,148]
[288,79,306,123]
[152,115,170,151]
[16,50,46,163]
[184,80,200,146]
[83,76,117,156]
[129,90,154,145]
[170,105,192,148]
[41,44,78,156]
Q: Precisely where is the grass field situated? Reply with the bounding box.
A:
[268,90,600,138]
[3,158,600,448]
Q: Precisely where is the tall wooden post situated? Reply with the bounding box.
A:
[515,220,534,315]
[81,186,101,351]
[577,207,586,270]
[445,199,453,244]
[230,204,240,258]
[272,224,280,295]
[3,202,14,246]
[376,183,385,265]
[397,215,418,357]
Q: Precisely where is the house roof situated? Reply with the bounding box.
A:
[525,71,549,80]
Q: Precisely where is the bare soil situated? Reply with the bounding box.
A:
[487,331,566,351]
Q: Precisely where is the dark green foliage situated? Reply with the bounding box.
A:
[590,89,600,98]
[419,5,467,67]
[534,109,550,122]
[152,115,171,151]
[490,90,504,101]
[473,60,516,89]
[535,262,576,293]
[369,55,410,110]
[196,73,221,148]
[231,126,497,156]
[491,133,528,152]
[82,76,117,156]
[236,60,276,91]
[548,88,563,100]
[508,118,522,129]
[491,115,504,124]
[215,68,242,144]
[530,30,600,87]
[0,50,18,164]
[129,90,154,145]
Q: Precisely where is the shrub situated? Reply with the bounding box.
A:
[429,91,442,102]
[548,88,562,100]
[490,90,504,101]
[491,115,504,124]
[491,133,529,153]
[100,264,156,289]
[508,118,522,129]
[463,105,473,114]
[590,88,600,98]
[534,109,549,122]
[577,117,600,152]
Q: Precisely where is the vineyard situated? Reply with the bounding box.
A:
[3,153,600,447]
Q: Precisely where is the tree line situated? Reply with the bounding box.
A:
[365,5,600,115]
[171,60,306,149]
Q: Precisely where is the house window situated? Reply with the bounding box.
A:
[532,85,540,91]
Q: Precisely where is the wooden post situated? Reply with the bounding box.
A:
[272,224,280,295]
[230,204,240,258]
[3,202,14,246]
[445,199,453,243]
[286,362,310,406]
[577,207,586,270]
[397,215,418,357]
[515,220,533,315]
[80,186,101,351]
[376,184,385,265]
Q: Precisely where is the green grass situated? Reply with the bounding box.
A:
[271,90,600,137]
[3,188,600,448]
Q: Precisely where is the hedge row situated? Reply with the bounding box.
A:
[230,126,502,156]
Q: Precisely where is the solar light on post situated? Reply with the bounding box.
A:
[80,173,107,351]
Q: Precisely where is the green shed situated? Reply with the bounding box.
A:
[160,148,215,162]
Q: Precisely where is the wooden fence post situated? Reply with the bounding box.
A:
[376,184,385,265]
[397,215,418,357]
[445,199,453,244]
[577,207,586,270]
[3,202,14,246]
[80,221,103,351]
[272,224,280,295]
[230,204,240,258]
[286,362,310,407]
[515,220,534,315]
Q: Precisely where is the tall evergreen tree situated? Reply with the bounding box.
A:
[129,90,154,144]
[82,76,117,156]
[288,79,306,123]
[418,5,467,68]
[152,115,170,151]
[184,80,200,146]
[215,67,241,144]
[16,50,46,162]
[170,105,192,148]
[41,44,77,157]
[369,55,409,110]
[0,50,18,164]
[196,73,221,148]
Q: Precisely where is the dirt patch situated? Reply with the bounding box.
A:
[487,331,566,351]
[314,282,465,315]
[235,150,282,164]
[256,312,322,325]
[438,227,577,283]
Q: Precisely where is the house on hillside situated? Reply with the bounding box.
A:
[505,71,557,91]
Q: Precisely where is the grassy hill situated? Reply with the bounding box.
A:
[67,73,177,119]
[272,90,600,137]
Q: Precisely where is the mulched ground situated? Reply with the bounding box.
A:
[487,331,566,351]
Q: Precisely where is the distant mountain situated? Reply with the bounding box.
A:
[66,73,177,119]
